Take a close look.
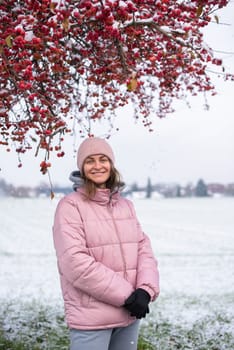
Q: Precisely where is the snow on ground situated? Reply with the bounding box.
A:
[135,197,234,295]
[0,196,234,327]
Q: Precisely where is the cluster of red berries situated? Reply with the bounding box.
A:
[0,0,231,173]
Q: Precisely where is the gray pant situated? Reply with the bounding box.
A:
[70,320,140,350]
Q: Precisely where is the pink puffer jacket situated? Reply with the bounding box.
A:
[53,188,160,330]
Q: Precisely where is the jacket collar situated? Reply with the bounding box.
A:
[77,187,120,206]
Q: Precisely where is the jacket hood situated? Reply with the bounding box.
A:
[69,170,84,191]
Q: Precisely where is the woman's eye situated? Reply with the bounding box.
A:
[85,159,93,164]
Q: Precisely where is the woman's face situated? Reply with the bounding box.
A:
[83,154,111,188]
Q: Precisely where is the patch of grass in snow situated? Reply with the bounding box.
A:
[0,297,234,350]
[0,300,69,350]
[142,294,234,350]
[141,315,234,350]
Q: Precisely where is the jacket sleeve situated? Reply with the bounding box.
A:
[53,196,134,307]
[128,201,160,301]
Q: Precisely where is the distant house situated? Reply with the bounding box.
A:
[207,183,226,197]
[226,183,234,196]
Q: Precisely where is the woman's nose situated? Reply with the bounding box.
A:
[93,160,102,168]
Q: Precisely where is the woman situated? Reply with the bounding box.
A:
[53,137,160,350]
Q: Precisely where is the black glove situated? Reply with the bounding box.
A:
[123,288,150,319]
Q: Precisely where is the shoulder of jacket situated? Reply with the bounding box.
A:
[122,197,133,205]
[120,196,134,207]
[57,191,82,207]
[117,196,136,215]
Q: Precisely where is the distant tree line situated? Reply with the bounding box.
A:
[129,178,234,198]
[0,178,234,199]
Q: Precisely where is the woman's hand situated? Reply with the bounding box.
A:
[123,288,150,319]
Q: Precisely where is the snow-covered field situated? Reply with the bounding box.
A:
[0,196,234,331]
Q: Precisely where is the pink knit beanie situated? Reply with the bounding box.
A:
[77,137,115,171]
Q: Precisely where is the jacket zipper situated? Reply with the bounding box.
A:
[107,201,127,279]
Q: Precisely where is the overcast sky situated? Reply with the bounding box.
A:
[1,2,234,188]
